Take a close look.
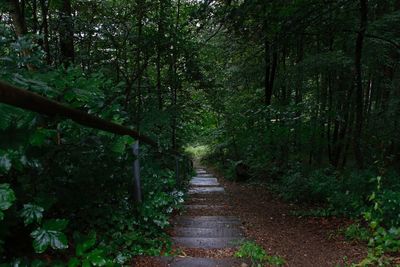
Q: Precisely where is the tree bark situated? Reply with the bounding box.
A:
[157,0,165,110]
[136,0,144,130]
[171,0,181,150]
[59,0,75,67]
[40,0,51,64]
[0,81,158,147]
[8,0,28,36]
[353,0,367,169]
[264,38,271,105]
[268,46,278,102]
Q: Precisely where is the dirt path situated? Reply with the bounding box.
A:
[134,167,367,266]
[212,167,367,266]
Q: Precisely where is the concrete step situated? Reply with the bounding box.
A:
[173,237,243,248]
[184,204,226,210]
[174,216,241,228]
[190,178,219,186]
[174,226,244,237]
[195,173,214,177]
[157,257,248,267]
[189,187,225,194]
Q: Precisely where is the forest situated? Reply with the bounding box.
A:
[0,0,400,266]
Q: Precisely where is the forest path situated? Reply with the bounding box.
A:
[162,167,247,266]
[135,167,249,266]
[135,166,366,266]
[208,166,367,266]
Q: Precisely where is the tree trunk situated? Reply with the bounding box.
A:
[32,0,38,33]
[264,38,271,105]
[157,0,164,110]
[40,0,51,64]
[268,46,278,102]
[59,0,74,67]
[171,0,181,150]
[353,0,368,169]
[136,0,144,130]
[8,0,27,36]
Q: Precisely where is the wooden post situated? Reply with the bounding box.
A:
[132,141,142,203]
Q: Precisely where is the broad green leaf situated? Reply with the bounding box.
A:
[111,136,135,154]
[30,219,69,253]
[30,128,56,146]
[31,226,68,253]
[0,184,16,220]
[20,203,44,225]
[76,231,97,256]
[43,219,69,231]
[86,248,107,266]
[68,257,80,267]
[0,154,12,172]
[82,260,91,267]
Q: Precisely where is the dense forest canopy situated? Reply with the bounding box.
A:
[0,0,400,265]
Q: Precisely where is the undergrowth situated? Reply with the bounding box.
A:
[202,146,400,266]
[234,241,285,267]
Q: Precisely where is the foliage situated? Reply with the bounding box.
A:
[1,0,400,264]
[30,219,69,253]
[67,232,114,267]
[0,184,15,221]
[0,15,192,264]
[355,176,400,266]
[234,241,285,267]
[343,224,370,243]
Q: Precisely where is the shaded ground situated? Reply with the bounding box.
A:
[134,166,367,266]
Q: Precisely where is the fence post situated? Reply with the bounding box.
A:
[132,141,142,203]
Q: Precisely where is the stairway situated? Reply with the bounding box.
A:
[161,168,247,267]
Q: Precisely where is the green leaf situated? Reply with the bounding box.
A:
[30,219,69,253]
[0,184,16,220]
[86,248,107,266]
[68,257,80,267]
[31,259,47,267]
[76,231,97,256]
[30,128,56,146]
[31,227,68,253]
[82,260,91,267]
[0,154,12,172]
[20,203,44,225]
[111,136,134,154]
[43,219,69,231]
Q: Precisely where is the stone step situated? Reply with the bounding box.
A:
[190,178,219,186]
[158,257,248,267]
[191,177,218,181]
[178,216,239,221]
[195,173,214,177]
[162,168,247,267]
[174,226,243,237]
[184,204,226,210]
[173,237,243,248]
[189,187,225,194]
[174,216,241,228]
[173,222,241,229]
